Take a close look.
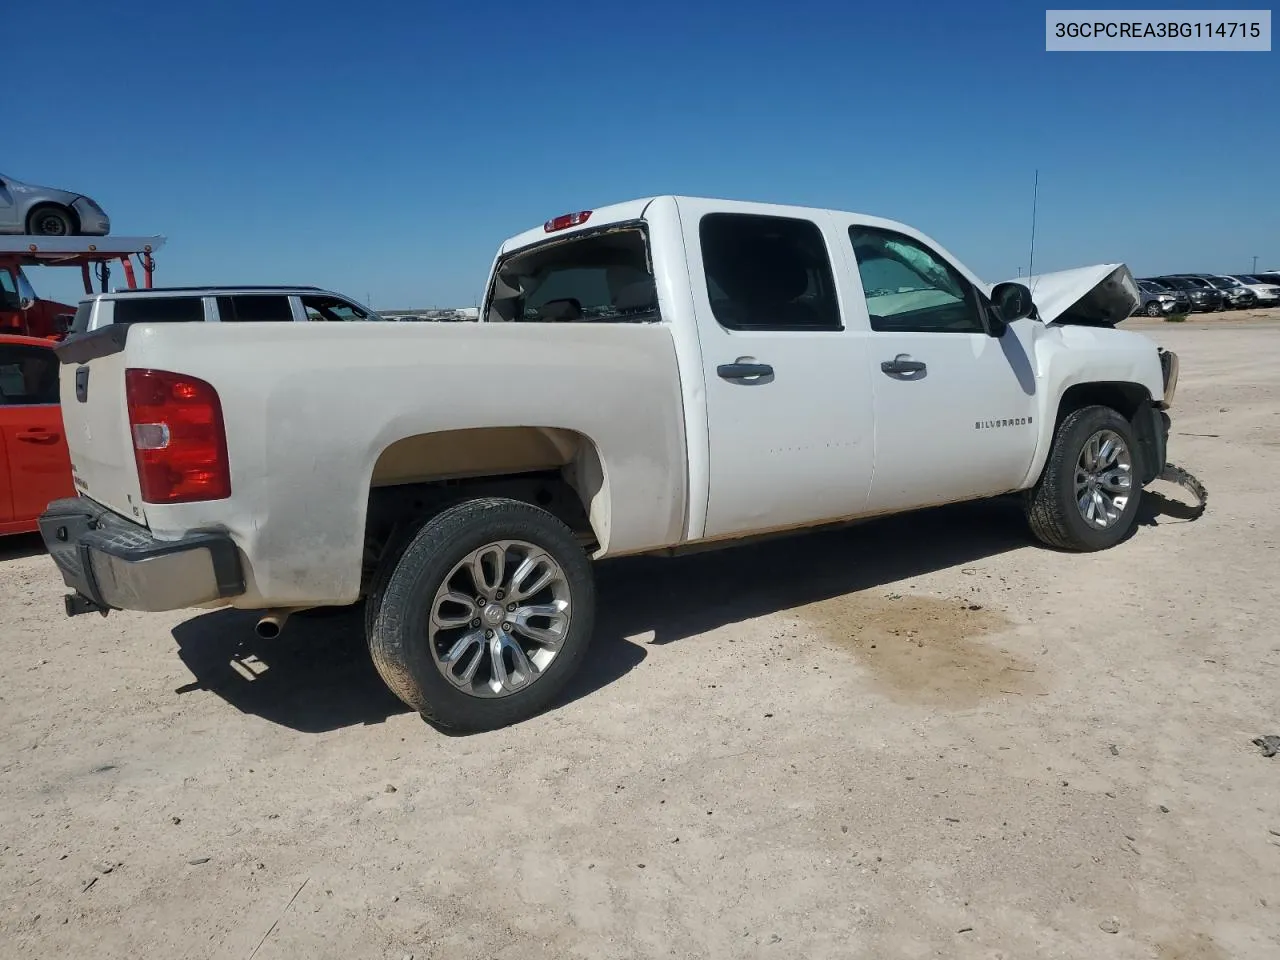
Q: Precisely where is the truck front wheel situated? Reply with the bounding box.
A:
[1025,405,1143,551]
[366,498,595,731]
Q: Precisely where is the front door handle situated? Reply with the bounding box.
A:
[16,429,60,443]
[717,360,774,382]
[880,354,927,377]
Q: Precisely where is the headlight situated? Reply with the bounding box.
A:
[1159,349,1179,409]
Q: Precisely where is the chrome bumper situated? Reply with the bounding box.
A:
[38,498,244,615]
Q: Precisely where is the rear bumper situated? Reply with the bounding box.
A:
[38,497,244,615]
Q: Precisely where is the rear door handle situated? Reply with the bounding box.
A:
[717,361,774,381]
[16,429,60,443]
[880,354,927,376]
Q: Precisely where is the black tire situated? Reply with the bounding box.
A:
[26,205,74,237]
[1025,405,1143,551]
[367,498,595,731]
[1144,301,1163,318]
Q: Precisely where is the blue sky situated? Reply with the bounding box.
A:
[8,0,1277,308]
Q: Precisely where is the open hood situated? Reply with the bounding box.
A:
[997,263,1140,327]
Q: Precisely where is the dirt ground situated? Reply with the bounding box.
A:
[3,311,1279,960]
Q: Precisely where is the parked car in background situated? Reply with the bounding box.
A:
[1151,276,1223,312]
[1134,279,1190,317]
[1254,272,1280,286]
[1187,274,1256,310]
[0,173,111,237]
[1,263,77,338]
[70,286,382,335]
[0,334,74,535]
[1234,275,1280,304]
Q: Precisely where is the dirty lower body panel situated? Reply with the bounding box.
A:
[37,497,244,615]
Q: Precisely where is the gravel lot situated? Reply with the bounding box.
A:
[2,312,1278,960]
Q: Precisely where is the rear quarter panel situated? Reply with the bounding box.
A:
[123,321,688,606]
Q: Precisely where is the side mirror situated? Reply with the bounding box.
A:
[19,297,35,312]
[990,282,1035,326]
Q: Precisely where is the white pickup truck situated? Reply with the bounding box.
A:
[40,195,1180,730]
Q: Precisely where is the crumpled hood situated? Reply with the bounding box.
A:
[997,263,1141,326]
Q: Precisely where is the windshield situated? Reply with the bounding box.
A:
[1159,277,1191,290]
[1212,277,1241,288]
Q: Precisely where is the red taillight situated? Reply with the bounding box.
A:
[124,369,230,503]
[543,210,592,232]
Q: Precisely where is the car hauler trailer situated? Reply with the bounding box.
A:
[0,236,166,339]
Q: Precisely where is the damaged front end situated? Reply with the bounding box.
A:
[1000,263,1141,327]
[1000,262,1206,516]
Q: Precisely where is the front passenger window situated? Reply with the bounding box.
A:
[848,227,984,334]
[300,295,377,322]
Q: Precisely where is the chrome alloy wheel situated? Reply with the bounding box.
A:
[1074,429,1133,529]
[428,540,572,698]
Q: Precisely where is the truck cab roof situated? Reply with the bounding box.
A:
[498,195,929,255]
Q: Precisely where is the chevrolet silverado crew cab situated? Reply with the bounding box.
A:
[39,196,1179,731]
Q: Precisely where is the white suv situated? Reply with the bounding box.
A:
[69,286,381,335]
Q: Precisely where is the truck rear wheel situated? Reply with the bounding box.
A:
[1025,405,1142,551]
[366,498,595,731]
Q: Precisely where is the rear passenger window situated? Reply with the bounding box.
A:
[699,214,841,331]
[112,297,204,325]
[219,296,294,322]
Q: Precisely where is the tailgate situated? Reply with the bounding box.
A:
[56,328,147,525]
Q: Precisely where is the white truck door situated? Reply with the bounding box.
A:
[840,223,1038,513]
[678,201,875,539]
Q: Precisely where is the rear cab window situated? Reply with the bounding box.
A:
[486,224,659,323]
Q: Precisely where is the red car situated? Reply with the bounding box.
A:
[0,334,74,535]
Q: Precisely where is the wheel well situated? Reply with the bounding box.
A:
[360,427,609,592]
[26,203,78,233]
[1054,381,1164,484]
[1054,382,1151,430]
